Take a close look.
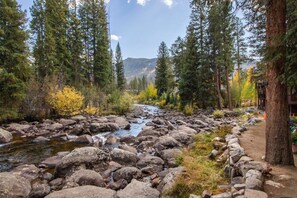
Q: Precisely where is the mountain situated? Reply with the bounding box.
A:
[124,58,157,82]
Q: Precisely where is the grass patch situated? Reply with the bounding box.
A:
[168,126,232,198]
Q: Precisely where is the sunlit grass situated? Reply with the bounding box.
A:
[167,126,232,198]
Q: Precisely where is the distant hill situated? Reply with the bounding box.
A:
[124,58,157,82]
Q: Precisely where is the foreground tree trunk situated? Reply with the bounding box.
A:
[225,65,233,111]
[265,0,294,165]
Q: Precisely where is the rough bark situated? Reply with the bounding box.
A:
[226,65,233,111]
[215,65,222,109]
[265,0,294,165]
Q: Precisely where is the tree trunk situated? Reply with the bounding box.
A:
[226,65,233,111]
[265,0,294,165]
[215,65,222,109]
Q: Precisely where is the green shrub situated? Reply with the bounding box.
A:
[212,110,224,118]
[292,132,297,145]
[108,91,133,115]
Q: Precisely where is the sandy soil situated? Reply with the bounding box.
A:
[239,121,297,198]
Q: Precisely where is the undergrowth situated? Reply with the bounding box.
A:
[168,126,232,198]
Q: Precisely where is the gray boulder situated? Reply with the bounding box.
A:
[59,119,76,126]
[154,135,181,151]
[0,128,13,143]
[245,169,264,190]
[244,189,268,198]
[160,148,182,167]
[136,155,164,174]
[55,147,109,177]
[73,135,93,144]
[117,179,160,198]
[30,182,51,198]
[110,148,139,166]
[68,169,105,187]
[0,172,31,198]
[45,186,116,198]
[90,123,119,133]
[158,167,184,194]
[12,164,40,182]
[113,167,142,182]
[7,123,31,133]
[137,129,164,137]
[45,123,63,131]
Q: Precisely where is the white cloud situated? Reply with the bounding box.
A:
[111,34,122,41]
[162,0,173,7]
[137,0,150,6]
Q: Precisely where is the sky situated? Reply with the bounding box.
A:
[17,0,191,59]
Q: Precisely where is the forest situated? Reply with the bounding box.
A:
[1,0,297,179]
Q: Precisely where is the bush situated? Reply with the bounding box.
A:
[292,132,297,145]
[184,104,194,116]
[84,106,100,115]
[212,110,224,118]
[108,91,133,115]
[48,86,84,116]
[138,82,157,102]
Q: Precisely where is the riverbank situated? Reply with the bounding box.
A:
[0,104,245,198]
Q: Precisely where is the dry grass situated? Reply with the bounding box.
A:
[167,126,231,198]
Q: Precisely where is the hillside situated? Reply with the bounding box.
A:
[123,58,157,82]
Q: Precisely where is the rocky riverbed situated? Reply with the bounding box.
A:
[0,105,247,198]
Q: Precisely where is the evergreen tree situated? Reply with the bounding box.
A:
[179,26,199,107]
[155,41,173,96]
[115,42,126,90]
[170,36,185,83]
[66,0,85,87]
[0,0,31,119]
[30,0,45,78]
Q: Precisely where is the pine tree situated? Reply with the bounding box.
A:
[179,26,199,107]
[66,0,85,87]
[115,42,126,90]
[0,0,31,119]
[170,36,185,83]
[155,41,173,96]
[30,0,45,78]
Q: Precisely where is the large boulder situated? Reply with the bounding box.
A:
[0,172,31,198]
[0,128,13,143]
[55,147,109,177]
[245,169,264,190]
[68,169,105,187]
[117,179,160,198]
[41,152,69,168]
[110,148,139,166]
[160,148,182,168]
[7,123,31,133]
[113,167,142,182]
[158,167,184,194]
[30,182,51,198]
[109,116,130,129]
[12,164,40,182]
[154,135,181,151]
[136,155,164,174]
[137,129,164,138]
[90,123,119,133]
[169,130,194,145]
[244,189,268,198]
[45,186,116,198]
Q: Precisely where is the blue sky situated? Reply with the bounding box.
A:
[17,0,191,59]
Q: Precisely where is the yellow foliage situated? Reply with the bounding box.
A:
[160,99,167,107]
[184,104,194,116]
[138,82,157,101]
[212,110,224,118]
[84,106,100,115]
[48,86,84,116]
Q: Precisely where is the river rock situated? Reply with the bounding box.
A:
[7,123,31,133]
[117,179,160,198]
[177,125,197,135]
[157,167,184,194]
[106,135,119,145]
[0,128,13,143]
[55,147,109,177]
[59,119,76,126]
[73,134,93,144]
[0,172,31,198]
[109,116,130,129]
[136,155,164,174]
[113,167,142,182]
[42,152,69,168]
[244,189,268,198]
[49,178,64,191]
[107,179,128,190]
[45,185,116,198]
[90,123,119,133]
[119,143,137,154]
[71,115,86,121]
[110,148,139,166]
[68,169,105,187]
[137,129,164,137]
[30,181,51,198]
[119,135,136,144]
[154,135,181,151]
[245,169,263,190]
[45,123,64,131]
[160,148,182,167]
[12,164,40,182]
[169,130,194,145]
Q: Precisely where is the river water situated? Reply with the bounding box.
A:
[0,104,159,172]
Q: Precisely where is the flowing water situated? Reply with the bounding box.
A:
[0,104,159,172]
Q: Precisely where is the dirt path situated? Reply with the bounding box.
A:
[239,121,297,198]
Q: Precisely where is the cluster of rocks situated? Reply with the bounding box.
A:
[0,106,248,198]
[190,116,270,198]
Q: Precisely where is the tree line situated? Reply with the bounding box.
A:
[154,0,297,166]
[0,0,126,120]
